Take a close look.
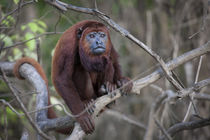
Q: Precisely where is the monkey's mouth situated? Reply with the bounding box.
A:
[93,46,106,54]
[94,46,106,51]
[94,46,105,49]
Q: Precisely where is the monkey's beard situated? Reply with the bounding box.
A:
[79,46,108,72]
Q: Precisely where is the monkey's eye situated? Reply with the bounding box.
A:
[89,34,95,38]
[100,33,105,38]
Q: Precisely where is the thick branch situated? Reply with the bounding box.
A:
[160,118,210,140]
[1,67,52,140]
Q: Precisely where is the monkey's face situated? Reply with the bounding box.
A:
[85,31,107,55]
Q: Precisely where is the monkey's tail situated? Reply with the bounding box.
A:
[13,57,72,134]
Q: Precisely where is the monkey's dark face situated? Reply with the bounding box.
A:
[86,31,107,55]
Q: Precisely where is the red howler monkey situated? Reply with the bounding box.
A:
[13,20,133,134]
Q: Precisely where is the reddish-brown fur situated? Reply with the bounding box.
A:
[13,20,132,135]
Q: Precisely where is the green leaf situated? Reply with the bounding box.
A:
[51,48,55,57]
[35,20,47,29]
[13,48,21,55]
[21,25,26,31]
[37,27,45,33]
[13,0,19,4]
[2,16,15,26]
[28,22,39,33]
[24,32,36,50]
[0,34,13,46]
[13,48,22,60]
[50,96,63,111]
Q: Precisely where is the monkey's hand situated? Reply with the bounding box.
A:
[105,81,117,98]
[84,99,95,115]
[117,77,133,95]
[98,82,117,97]
[77,113,95,134]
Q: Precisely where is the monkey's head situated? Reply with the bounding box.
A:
[85,30,107,55]
[78,22,112,72]
[78,23,111,56]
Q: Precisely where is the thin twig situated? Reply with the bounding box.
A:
[2,32,63,50]
[36,39,41,63]
[144,92,168,140]
[0,99,23,116]
[3,106,8,140]
[182,56,203,122]
[0,1,34,23]
[105,109,147,130]
[154,117,172,140]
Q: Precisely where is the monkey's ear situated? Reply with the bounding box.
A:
[77,27,83,39]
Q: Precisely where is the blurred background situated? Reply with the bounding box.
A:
[0,0,210,140]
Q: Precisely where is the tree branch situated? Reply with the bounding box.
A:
[1,68,52,140]
[160,118,210,140]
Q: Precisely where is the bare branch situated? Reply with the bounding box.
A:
[160,118,210,140]
[0,99,22,116]
[154,117,172,140]
[65,123,85,140]
[0,0,34,24]
[174,78,210,99]
[144,92,168,140]
[182,55,203,122]
[2,32,63,51]
[105,109,147,130]
[20,129,29,140]
[194,93,210,101]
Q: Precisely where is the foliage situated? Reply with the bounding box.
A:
[0,9,47,61]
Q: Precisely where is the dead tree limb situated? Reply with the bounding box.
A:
[160,118,210,140]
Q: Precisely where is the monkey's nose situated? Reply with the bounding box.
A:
[96,40,102,45]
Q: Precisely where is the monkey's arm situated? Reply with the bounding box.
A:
[110,47,133,93]
[52,53,94,134]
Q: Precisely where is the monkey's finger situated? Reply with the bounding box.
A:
[110,84,113,92]
[88,117,95,132]
[84,118,90,134]
[99,84,106,95]
[85,117,94,133]
[105,82,109,92]
[108,82,112,93]
[90,99,96,109]
[114,84,117,90]
[124,83,133,93]
[107,82,112,93]
[84,103,91,115]
[117,80,122,87]
[90,99,96,110]
[82,118,90,134]
[89,107,94,114]
[80,119,89,134]
[112,84,116,92]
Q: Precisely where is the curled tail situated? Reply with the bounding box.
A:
[13,57,72,134]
